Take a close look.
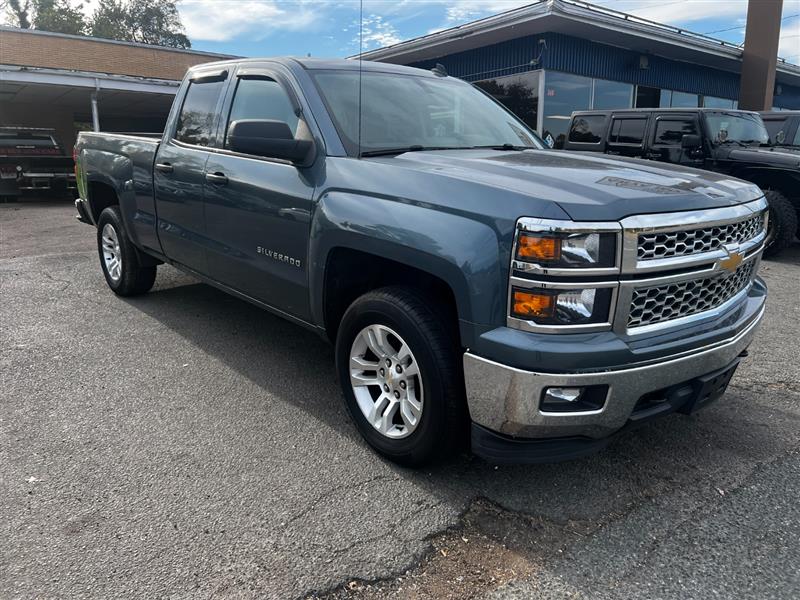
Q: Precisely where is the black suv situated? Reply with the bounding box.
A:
[564,108,799,255]
[761,111,800,149]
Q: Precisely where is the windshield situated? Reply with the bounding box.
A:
[704,112,769,145]
[311,70,544,156]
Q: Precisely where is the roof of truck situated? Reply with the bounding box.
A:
[572,108,762,116]
[186,57,440,78]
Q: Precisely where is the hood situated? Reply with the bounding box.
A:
[728,146,800,167]
[368,149,764,221]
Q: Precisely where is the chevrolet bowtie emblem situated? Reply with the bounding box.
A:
[719,251,743,273]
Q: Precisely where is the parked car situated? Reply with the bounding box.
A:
[0,127,76,200]
[74,59,768,466]
[761,110,800,149]
[563,108,799,255]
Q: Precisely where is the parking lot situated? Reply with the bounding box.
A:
[2,200,799,599]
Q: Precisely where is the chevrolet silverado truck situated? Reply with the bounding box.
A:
[563,108,798,256]
[74,59,768,466]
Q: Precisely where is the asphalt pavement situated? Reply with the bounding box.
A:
[1,200,799,599]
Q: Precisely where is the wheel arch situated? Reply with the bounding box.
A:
[310,191,508,348]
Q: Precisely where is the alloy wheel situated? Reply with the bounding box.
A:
[349,324,424,439]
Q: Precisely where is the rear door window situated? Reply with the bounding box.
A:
[568,115,606,144]
[609,117,646,145]
[652,118,698,145]
[175,78,226,146]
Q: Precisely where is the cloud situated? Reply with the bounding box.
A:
[779,19,800,61]
[177,0,319,42]
[352,14,403,50]
[602,0,748,25]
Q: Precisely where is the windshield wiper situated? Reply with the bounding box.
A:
[719,139,749,147]
[468,144,533,151]
[360,145,461,157]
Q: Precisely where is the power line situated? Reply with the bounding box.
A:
[701,12,800,35]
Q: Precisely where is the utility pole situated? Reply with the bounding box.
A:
[739,0,783,110]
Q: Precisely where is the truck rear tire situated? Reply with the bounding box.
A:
[763,189,797,258]
[335,286,466,467]
[96,206,157,296]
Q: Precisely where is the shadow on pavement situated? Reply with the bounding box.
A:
[121,272,800,524]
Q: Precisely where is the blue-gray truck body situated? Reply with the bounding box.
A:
[75,58,768,462]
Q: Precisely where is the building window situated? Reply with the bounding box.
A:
[593,80,634,110]
[636,86,661,108]
[542,71,592,148]
[703,96,735,109]
[668,91,700,108]
[474,71,540,134]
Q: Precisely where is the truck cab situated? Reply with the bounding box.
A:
[564,108,799,255]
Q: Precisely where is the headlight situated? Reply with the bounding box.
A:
[511,286,613,326]
[515,231,617,269]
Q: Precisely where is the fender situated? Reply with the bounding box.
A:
[309,190,511,346]
[83,148,138,236]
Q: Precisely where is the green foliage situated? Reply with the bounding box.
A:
[32,0,86,35]
[90,0,191,49]
[3,0,190,49]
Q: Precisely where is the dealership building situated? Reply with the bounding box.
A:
[0,27,232,151]
[361,0,800,148]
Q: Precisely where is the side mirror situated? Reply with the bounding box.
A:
[228,119,314,165]
[681,134,702,150]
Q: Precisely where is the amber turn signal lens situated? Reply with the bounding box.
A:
[512,290,555,319]
[517,234,561,261]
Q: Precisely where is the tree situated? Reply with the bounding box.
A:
[4,0,32,29]
[33,0,85,35]
[4,0,85,34]
[90,0,190,49]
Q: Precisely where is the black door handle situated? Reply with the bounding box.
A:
[205,172,228,185]
[155,162,173,173]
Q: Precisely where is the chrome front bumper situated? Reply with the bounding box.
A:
[464,306,764,440]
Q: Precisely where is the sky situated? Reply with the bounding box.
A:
[5,0,800,62]
[181,0,800,62]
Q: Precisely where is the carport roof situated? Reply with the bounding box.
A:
[353,0,800,88]
[0,65,178,120]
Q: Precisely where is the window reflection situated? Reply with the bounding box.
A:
[593,80,633,110]
[474,71,540,134]
[542,72,592,148]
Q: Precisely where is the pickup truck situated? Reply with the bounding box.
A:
[75,58,768,466]
[563,108,799,256]
[0,127,76,199]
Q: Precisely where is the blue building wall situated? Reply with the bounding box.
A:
[409,32,800,109]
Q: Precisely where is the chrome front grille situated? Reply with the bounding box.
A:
[509,197,768,335]
[637,213,764,261]
[628,261,755,328]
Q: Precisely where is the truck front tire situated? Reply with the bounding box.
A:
[763,189,797,258]
[96,206,157,296]
[335,286,466,467]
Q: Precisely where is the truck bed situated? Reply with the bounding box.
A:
[75,131,162,252]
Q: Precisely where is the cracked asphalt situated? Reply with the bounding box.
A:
[2,200,799,599]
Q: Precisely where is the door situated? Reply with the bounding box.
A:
[154,70,227,272]
[202,70,316,320]
[606,115,648,158]
[646,114,704,167]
